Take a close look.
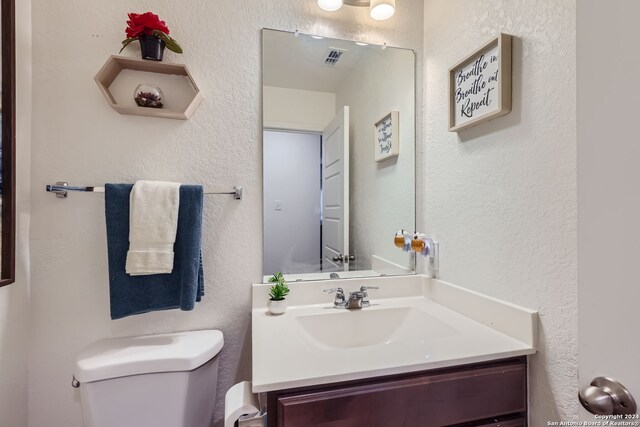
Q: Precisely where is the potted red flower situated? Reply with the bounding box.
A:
[120,12,183,61]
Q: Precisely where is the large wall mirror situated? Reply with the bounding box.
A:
[0,0,16,287]
[262,29,415,282]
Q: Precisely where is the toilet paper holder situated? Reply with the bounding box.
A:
[237,408,267,427]
[225,381,267,427]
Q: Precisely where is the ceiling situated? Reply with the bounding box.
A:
[263,30,373,93]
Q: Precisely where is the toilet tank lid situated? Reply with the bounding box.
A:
[74,329,224,383]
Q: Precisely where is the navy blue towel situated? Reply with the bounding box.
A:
[105,184,205,320]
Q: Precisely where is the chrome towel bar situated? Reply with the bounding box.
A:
[45,182,243,200]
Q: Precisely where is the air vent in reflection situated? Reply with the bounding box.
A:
[324,48,347,66]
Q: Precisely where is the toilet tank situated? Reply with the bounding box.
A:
[75,330,224,427]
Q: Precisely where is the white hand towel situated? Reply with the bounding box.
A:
[125,180,181,276]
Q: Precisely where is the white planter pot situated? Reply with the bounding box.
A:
[268,299,287,315]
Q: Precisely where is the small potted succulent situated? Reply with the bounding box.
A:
[267,272,290,315]
[120,12,183,61]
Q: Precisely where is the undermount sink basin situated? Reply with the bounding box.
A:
[295,306,459,349]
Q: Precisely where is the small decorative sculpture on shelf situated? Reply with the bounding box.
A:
[134,84,164,109]
[120,12,183,61]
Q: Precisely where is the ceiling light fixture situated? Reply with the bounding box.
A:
[318,0,396,21]
[318,0,344,12]
[369,0,396,20]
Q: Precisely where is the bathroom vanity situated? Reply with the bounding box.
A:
[254,29,534,425]
[251,275,537,426]
[266,357,526,427]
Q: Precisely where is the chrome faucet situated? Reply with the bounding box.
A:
[324,286,379,309]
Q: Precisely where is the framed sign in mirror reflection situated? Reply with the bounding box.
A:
[374,111,399,162]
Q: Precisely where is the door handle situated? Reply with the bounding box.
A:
[579,377,636,415]
[331,254,356,263]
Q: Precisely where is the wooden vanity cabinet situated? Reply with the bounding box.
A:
[266,357,527,427]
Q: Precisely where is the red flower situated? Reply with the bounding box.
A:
[120,11,183,54]
[125,12,170,39]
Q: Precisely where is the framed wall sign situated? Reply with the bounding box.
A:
[374,111,399,162]
[449,33,512,132]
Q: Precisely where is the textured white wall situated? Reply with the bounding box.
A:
[423,0,577,423]
[0,0,31,425]
[28,1,424,426]
[335,47,415,271]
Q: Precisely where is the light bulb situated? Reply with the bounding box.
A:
[370,0,395,20]
[318,0,344,12]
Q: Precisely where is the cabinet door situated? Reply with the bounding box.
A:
[275,360,526,427]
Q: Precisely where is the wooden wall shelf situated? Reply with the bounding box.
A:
[94,55,203,120]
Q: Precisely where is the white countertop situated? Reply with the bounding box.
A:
[251,275,537,393]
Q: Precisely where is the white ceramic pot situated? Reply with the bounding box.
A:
[267,299,287,315]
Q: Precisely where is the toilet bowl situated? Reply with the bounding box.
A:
[74,329,224,427]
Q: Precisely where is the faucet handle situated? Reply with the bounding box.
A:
[324,287,347,308]
[359,286,378,307]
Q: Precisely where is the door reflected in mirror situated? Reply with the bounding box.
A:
[262,29,415,282]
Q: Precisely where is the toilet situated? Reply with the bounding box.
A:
[74,329,224,427]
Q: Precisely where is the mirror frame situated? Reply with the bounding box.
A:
[261,29,417,282]
[0,0,16,287]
